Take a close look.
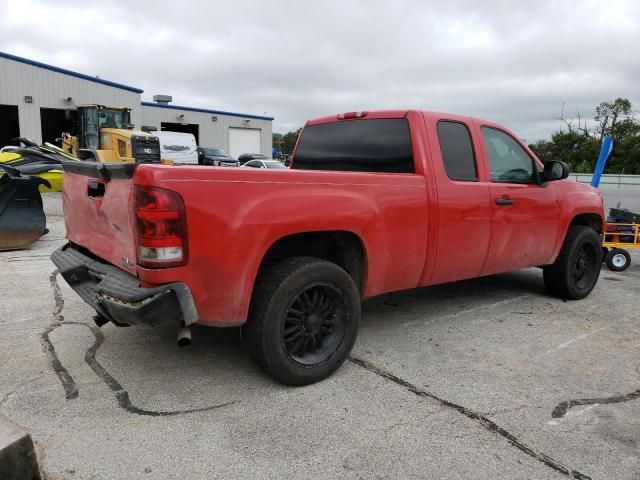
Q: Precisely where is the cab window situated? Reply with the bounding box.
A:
[293,118,414,173]
[481,127,534,183]
[437,121,477,181]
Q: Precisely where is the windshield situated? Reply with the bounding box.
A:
[203,148,229,157]
[98,108,130,129]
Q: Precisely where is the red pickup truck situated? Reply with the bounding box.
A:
[52,110,605,385]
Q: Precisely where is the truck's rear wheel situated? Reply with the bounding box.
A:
[605,248,631,272]
[543,225,602,299]
[245,257,360,386]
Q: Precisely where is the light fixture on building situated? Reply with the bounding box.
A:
[63,96,73,104]
[24,96,33,103]
[211,116,218,122]
[243,119,250,125]
[178,114,185,121]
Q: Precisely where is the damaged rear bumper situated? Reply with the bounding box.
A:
[51,244,198,327]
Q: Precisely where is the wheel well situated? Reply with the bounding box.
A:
[570,213,603,234]
[257,231,367,294]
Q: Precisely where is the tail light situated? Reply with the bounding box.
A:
[134,185,187,267]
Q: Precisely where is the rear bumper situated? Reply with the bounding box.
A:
[51,244,198,327]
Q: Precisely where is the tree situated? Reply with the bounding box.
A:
[595,97,632,143]
[530,98,639,174]
[282,129,301,155]
[272,129,301,155]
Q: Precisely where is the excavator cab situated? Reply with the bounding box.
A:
[62,105,160,164]
[78,105,131,149]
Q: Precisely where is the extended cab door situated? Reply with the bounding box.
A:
[425,116,491,285]
[476,123,560,275]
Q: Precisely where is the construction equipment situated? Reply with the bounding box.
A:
[60,105,161,164]
[0,164,49,251]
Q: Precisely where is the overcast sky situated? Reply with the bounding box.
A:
[1,0,638,141]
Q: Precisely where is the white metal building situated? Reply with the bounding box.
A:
[141,102,272,158]
[0,51,273,157]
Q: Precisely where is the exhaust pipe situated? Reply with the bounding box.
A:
[177,325,191,347]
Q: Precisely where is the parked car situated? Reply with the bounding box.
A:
[154,131,198,165]
[237,153,269,165]
[53,109,605,387]
[197,147,239,167]
[242,159,288,169]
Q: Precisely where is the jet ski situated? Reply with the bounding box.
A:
[0,139,74,192]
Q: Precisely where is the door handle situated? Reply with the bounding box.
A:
[495,197,514,206]
[87,181,105,198]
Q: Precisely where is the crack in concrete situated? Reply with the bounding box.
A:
[43,270,238,416]
[349,356,591,480]
[551,388,640,418]
[40,271,77,400]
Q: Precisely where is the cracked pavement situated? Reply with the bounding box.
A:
[1,190,639,479]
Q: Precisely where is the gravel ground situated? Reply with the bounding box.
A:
[0,189,638,480]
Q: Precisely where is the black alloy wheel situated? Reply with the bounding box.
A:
[245,257,360,386]
[543,225,602,300]
[282,284,346,366]
[573,242,598,289]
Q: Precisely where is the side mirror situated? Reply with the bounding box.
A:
[543,161,569,181]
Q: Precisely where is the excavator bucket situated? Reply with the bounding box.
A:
[0,164,50,251]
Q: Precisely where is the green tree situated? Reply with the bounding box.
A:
[282,129,301,155]
[272,129,301,155]
[530,98,639,174]
[595,97,632,143]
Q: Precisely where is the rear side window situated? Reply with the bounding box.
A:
[436,121,477,181]
[292,119,414,173]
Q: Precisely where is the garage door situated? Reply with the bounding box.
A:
[229,128,261,159]
[0,104,20,146]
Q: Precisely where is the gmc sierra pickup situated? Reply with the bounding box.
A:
[52,110,605,385]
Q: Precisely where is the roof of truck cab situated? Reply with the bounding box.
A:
[306,110,504,130]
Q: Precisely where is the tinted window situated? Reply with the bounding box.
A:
[203,148,228,157]
[481,127,534,183]
[436,121,477,181]
[293,119,413,173]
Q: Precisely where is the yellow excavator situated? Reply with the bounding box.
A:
[61,105,160,163]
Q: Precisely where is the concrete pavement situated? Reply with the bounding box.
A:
[0,191,638,479]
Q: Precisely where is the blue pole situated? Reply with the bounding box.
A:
[591,135,613,188]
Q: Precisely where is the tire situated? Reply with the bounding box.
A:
[605,248,631,272]
[245,257,360,386]
[543,226,602,300]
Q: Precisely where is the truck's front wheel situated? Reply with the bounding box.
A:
[543,225,602,299]
[246,257,360,386]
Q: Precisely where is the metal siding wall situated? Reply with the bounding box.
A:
[141,105,273,155]
[0,56,273,152]
[0,57,140,144]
